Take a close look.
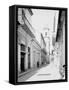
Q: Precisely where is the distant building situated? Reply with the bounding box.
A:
[41,34,47,65]
[42,28,52,55]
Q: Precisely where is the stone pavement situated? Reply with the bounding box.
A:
[18,64,48,82]
[26,61,62,81]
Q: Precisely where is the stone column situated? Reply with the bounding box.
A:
[40,50,41,66]
[25,46,28,70]
[24,34,28,71]
[30,40,33,68]
[18,44,21,73]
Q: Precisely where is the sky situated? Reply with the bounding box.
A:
[31,9,59,44]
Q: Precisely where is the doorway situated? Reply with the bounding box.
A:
[28,47,30,69]
[21,52,25,72]
[20,44,26,72]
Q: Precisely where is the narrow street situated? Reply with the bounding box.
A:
[26,61,62,81]
[17,8,65,83]
[18,55,64,82]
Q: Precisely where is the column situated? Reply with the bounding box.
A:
[30,40,33,68]
[24,34,28,70]
[25,46,28,70]
[18,44,21,73]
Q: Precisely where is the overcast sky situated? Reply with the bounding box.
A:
[31,9,59,44]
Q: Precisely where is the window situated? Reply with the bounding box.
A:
[21,44,25,51]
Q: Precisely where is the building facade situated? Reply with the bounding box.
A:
[41,34,47,65]
[31,38,41,68]
[55,11,65,77]
[17,8,41,77]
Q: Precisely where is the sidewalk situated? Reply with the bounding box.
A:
[18,64,48,82]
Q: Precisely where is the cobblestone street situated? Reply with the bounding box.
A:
[26,61,62,81]
[18,57,63,82]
